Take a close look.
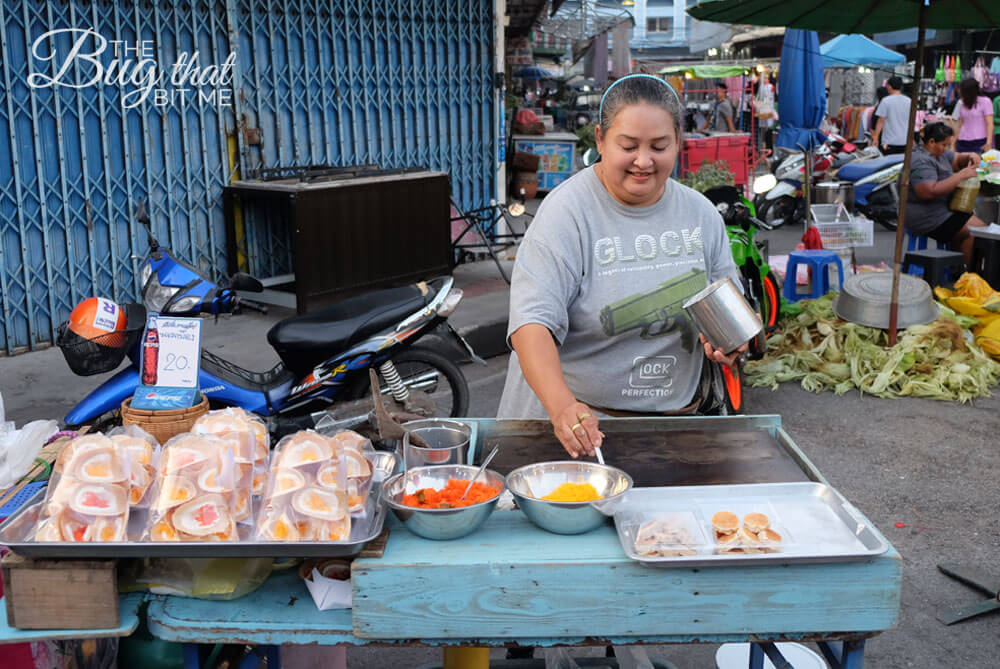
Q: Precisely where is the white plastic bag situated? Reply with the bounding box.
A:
[616,646,655,669]
[543,649,581,669]
[0,419,58,488]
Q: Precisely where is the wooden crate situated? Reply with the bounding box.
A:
[2,553,119,629]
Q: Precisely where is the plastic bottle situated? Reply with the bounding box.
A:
[142,323,160,386]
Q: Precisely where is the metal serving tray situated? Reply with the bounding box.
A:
[0,452,399,559]
[614,482,889,567]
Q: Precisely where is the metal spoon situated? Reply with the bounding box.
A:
[461,444,500,500]
[594,445,605,466]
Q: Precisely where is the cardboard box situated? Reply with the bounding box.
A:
[2,553,119,629]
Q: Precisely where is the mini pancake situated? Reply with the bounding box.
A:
[279,432,333,468]
[737,527,760,546]
[260,513,299,541]
[292,487,346,521]
[154,476,197,510]
[72,448,127,484]
[69,483,127,516]
[711,511,739,535]
[757,528,783,544]
[271,468,306,497]
[743,513,770,533]
[198,468,233,493]
[85,515,126,542]
[172,494,232,537]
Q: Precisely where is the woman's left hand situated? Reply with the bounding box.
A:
[700,334,749,369]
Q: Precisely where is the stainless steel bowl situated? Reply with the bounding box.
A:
[833,272,939,329]
[683,278,763,354]
[383,464,505,540]
[506,461,633,535]
[401,419,472,470]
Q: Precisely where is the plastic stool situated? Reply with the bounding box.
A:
[971,236,1000,290]
[783,250,844,302]
[905,232,950,273]
[904,249,966,288]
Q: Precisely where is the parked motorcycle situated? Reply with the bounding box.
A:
[703,185,782,348]
[754,134,861,228]
[830,153,904,231]
[59,201,476,435]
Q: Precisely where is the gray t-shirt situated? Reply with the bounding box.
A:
[874,94,911,146]
[713,99,734,132]
[904,147,955,235]
[497,167,741,419]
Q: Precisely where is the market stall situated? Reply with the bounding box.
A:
[0,415,901,669]
[657,63,771,193]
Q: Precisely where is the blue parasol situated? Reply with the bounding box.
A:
[820,33,904,68]
[776,29,827,151]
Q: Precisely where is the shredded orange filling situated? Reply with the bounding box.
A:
[401,478,500,509]
[541,482,602,502]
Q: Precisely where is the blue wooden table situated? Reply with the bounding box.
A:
[9,417,904,668]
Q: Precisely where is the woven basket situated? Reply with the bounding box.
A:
[121,395,209,445]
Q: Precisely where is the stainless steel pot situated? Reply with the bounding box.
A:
[682,278,763,354]
[812,181,855,211]
[832,273,939,329]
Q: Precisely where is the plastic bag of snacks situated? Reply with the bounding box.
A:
[328,430,375,514]
[107,425,159,508]
[145,433,243,542]
[34,433,132,542]
[191,409,267,523]
[255,430,350,542]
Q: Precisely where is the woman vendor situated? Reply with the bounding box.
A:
[497,74,750,458]
[904,122,986,262]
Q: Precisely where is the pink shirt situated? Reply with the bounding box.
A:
[954,96,994,140]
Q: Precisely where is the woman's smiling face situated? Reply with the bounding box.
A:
[595,102,678,207]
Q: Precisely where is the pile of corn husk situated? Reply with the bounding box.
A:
[744,292,1000,402]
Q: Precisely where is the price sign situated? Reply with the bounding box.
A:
[142,315,202,388]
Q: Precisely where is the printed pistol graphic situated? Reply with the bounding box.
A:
[599,268,706,352]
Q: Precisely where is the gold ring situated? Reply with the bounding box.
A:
[570,423,583,432]
[577,412,592,420]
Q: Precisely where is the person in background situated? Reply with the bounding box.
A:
[994,92,1000,152]
[904,122,985,262]
[754,71,777,151]
[952,78,994,153]
[872,76,912,155]
[700,82,735,133]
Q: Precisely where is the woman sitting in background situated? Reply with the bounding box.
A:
[904,122,985,262]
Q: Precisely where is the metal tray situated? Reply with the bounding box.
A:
[0,452,399,559]
[614,482,889,567]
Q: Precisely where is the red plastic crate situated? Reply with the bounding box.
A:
[681,135,751,187]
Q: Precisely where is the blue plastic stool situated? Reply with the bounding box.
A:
[905,232,950,275]
[783,250,844,302]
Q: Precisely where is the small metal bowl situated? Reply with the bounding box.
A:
[382,464,506,540]
[506,461,633,535]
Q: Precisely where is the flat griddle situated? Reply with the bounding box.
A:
[472,417,815,487]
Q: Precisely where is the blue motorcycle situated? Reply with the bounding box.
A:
[60,201,475,434]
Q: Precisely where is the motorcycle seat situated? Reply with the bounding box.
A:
[267,282,436,375]
[837,154,904,182]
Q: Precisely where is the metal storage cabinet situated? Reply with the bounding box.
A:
[223,170,451,313]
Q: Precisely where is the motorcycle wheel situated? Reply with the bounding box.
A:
[762,271,782,331]
[867,189,898,231]
[758,195,798,228]
[344,346,470,418]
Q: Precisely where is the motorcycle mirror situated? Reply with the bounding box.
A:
[582,147,600,167]
[230,272,264,293]
[752,174,777,194]
[135,199,159,251]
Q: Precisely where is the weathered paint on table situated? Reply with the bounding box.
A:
[0,593,144,644]
[351,510,901,642]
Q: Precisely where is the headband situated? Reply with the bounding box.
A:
[598,74,681,126]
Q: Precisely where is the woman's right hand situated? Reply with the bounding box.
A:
[957,165,979,180]
[548,400,602,459]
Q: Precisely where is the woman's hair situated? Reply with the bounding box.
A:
[599,74,682,140]
[875,86,889,104]
[959,78,980,109]
[922,121,954,144]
